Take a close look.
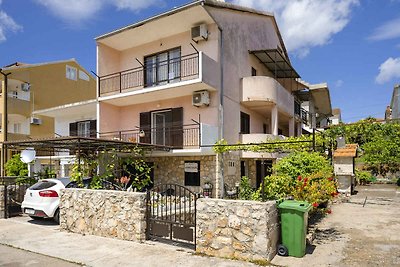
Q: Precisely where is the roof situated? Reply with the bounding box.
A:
[333,144,358,158]
[96,0,275,41]
[249,49,300,78]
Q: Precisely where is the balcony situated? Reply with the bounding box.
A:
[98,52,219,106]
[8,133,30,141]
[99,124,200,149]
[8,97,31,117]
[294,101,309,125]
[241,76,294,116]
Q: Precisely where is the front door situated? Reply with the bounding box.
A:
[256,160,273,188]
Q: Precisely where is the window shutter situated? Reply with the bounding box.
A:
[140,112,151,144]
[171,107,183,148]
[90,120,96,137]
[69,122,77,136]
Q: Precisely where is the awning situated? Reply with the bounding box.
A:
[249,49,300,79]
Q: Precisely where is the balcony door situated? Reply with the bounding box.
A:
[140,107,183,148]
[144,47,181,87]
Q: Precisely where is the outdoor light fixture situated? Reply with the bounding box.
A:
[139,130,145,138]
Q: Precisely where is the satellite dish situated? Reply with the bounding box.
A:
[20,148,36,163]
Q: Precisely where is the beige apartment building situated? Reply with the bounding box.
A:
[96,0,330,196]
[0,59,96,175]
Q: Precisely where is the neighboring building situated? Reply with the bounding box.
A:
[330,108,342,125]
[0,59,96,176]
[389,84,400,120]
[95,0,329,196]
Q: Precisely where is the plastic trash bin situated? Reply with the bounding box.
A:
[277,200,312,257]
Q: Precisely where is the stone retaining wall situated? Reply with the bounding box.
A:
[0,186,5,219]
[196,198,279,261]
[60,189,146,242]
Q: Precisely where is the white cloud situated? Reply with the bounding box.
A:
[231,0,359,57]
[34,0,165,25]
[335,79,344,88]
[0,1,22,43]
[368,17,400,41]
[375,57,400,84]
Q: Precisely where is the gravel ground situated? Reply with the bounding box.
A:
[271,184,400,267]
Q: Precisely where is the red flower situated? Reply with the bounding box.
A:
[304,178,308,183]
[328,177,333,181]
[326,209,332,214]
[297,176,302,181]
[312,202,319,207]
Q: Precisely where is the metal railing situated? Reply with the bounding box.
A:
[99,123,200,148]
[99,53,199,96]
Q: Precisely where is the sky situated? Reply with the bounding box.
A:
[1,0,400,122]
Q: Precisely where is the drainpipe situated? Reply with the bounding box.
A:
[0,69,11,177]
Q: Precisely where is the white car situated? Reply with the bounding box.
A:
[21,178,76,224]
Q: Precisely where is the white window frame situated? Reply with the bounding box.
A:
[77,121,91,137]
[66,65,77,81]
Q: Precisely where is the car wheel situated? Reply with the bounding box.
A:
[53,209,60,224]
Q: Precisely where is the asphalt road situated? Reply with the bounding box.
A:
[0,244,81,267]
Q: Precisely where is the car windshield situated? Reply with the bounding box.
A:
[29,180,57,190]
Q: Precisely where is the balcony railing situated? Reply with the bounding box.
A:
[99,124,200,148]
[99,53,199,97]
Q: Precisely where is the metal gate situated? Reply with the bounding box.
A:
[146,184,197,249]
[1,177,32,218]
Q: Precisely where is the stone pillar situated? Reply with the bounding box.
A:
[289,117,295,137]
[271,105,278,136]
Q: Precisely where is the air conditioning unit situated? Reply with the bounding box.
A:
[192,90,210,107]
[191,24,208,42]
[30,117,42,125]
[21,83,30,91]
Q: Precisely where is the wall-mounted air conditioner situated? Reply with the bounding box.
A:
[21,83,31,91]
[191,24,208,42]
[30,117,42,125]
[192,90,210,107]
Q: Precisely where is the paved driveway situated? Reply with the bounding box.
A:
[272,184,400,266]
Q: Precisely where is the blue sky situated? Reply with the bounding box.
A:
[1,0,400,122]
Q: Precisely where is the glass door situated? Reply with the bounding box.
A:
[152,111,168,146]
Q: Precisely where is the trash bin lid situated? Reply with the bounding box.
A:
[278,200,312,212]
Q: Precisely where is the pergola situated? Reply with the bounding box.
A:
[1,136,170,176]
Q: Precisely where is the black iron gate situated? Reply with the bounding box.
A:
[146,184,197,249]
[1,177,32,218]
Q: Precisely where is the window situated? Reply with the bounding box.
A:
[78,70,90,81]
[240,112,250,134]
[13,123,21,133]
[184,161,200,186]
[251,67,257,76]
[70,120,96,137]
[77,121,91,137]
[144,47,181,87]
[66,65,77,80]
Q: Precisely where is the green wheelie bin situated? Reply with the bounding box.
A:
[277,200,312,257]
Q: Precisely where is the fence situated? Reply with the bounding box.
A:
[0,177,34,219]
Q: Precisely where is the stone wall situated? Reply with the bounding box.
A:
[60,189,146,242]
[150,155,216,196]
[0,185,5,219]
[196,198,279,261]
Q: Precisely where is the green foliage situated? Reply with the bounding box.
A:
[5,154,28,177]
[273,152,332,179]
[238,176,254,200]
[355,169,376,185]
[252,175,294,201]
[34,167,56,179]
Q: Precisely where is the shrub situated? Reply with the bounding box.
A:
[5,154,28,177]
[356,169,375,185]
[238,176,254,200]
[253,175,294,201]
[274,151,332,179]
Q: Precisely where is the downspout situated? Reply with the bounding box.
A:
[0,69,10,177]
[202,3,225,198]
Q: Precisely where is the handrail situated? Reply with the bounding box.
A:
[99,52,199,80]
